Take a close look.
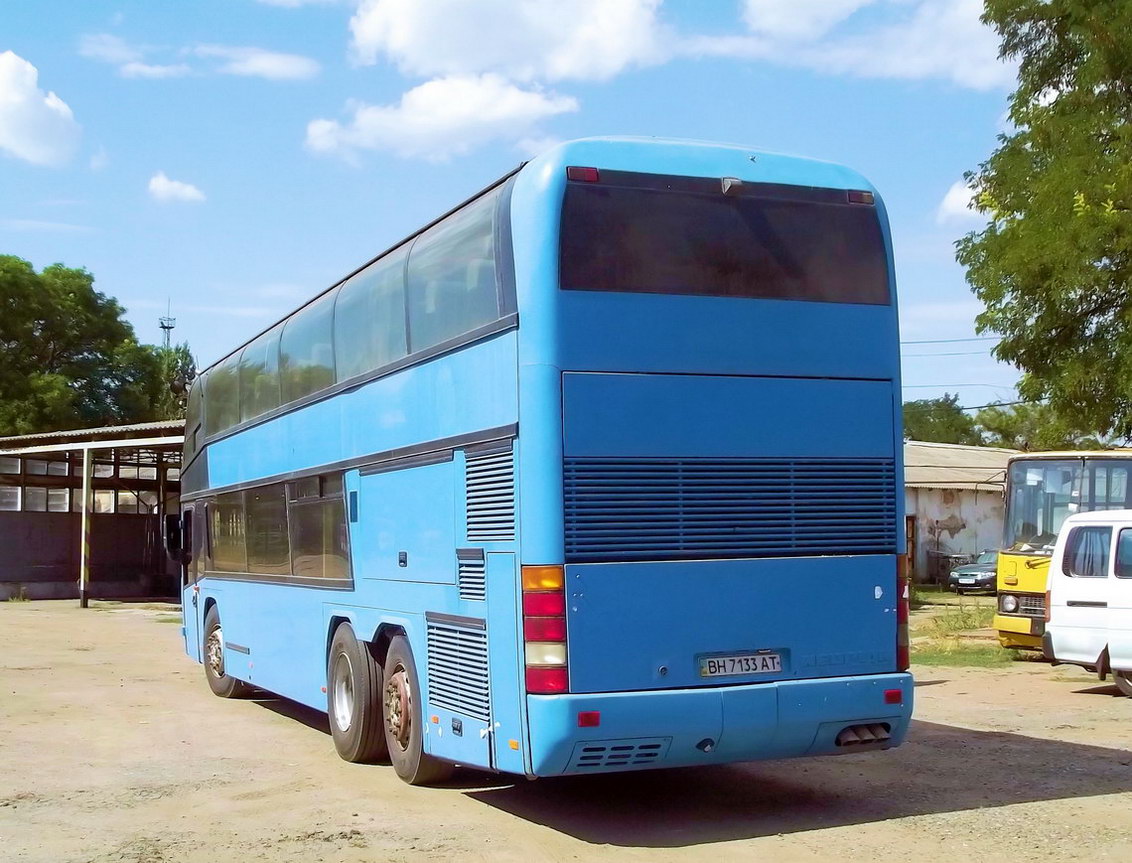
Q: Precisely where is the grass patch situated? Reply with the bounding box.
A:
[917,602,996,638]
[912,641,1015,668]
[155,615,182,624]
[5,587,29,602]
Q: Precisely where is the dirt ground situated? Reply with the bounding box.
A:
[2,601,1131,863]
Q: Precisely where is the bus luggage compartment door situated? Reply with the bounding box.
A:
[564,557,897,693]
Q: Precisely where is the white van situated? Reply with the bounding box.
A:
[1045,510,1132,695]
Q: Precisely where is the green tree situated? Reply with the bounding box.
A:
[974,401,1108,450]
[903,394,984,445]
[0,255,190,436]
[958,0,1132,438]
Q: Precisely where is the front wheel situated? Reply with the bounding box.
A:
[203,606,252,698]
[382,636,454,786]
[1114,670,1132,697]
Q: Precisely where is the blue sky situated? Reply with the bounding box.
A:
[1,0,1019,411]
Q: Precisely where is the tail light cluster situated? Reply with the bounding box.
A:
[522,565,568,694]
[896,555,910,672]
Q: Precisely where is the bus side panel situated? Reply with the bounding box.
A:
[352,461,456,586]
[485,552,526,774]
[200,578,334,709]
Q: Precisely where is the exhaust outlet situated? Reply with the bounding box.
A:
[836,723,891,747]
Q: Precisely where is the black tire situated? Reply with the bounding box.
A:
[203,605,253,698]
[382,635,454,785]
[1114,670,1132,697]
[327,624,390,763]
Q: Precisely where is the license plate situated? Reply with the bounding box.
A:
[700,652,782,678]
[959,578,975,585]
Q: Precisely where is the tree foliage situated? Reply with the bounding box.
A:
[903,394,984,445]
[974,401,1108,450]
[0,255,193,436]
[958,0,1132,437]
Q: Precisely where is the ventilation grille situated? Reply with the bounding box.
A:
[457,549,486,601]
[426,619,490,723]
[568,738,671,771]
[466,444,515,542]
[564,457,898,563]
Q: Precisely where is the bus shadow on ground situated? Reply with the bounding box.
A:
[251,695,331,735]
[464,720,1132,847]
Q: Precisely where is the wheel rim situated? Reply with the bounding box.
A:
[206,625,225,679]
[332,652,355,732]
[385,665,412,752]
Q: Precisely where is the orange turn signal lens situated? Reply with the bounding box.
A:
[522,565,564,591]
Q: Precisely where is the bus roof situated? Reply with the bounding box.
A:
[1007,450,1132,462]
[196,136,876,377]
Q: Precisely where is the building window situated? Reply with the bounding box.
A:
[24,487,47,512]
[0,487,18,511]
[0,457,19,475]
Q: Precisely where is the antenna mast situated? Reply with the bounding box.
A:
[159,300,176,350]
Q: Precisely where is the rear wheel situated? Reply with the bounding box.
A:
[1114,670,1132,697]
[328,624,389,763]
[382,636,454,785]
[203,606,252,698]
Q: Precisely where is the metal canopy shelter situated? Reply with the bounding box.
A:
[0,420,185,606]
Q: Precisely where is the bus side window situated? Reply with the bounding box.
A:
[280,290,337,405]
[334,248,409,382]
[406,190,499,351]
[1116,529,1132,579]
[1062,526,1112,578]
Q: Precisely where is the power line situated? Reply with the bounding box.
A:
[902,383,1011,389]
[899,336,998,345]
[901,349,992,358]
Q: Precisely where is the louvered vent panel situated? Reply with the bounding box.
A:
[466,445,515,542]
[426,620,490,723]
[457,549,487,601]
[564,458,898,563]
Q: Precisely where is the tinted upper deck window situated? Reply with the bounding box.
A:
[559,175,890,304]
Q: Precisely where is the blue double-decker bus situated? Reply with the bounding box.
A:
[169,137,912,785]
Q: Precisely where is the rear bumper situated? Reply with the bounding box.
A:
[525,672,913,776]
[994,613,1044,650]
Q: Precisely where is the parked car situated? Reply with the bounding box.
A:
[1044,510,1132,696]
[947,550,998,594]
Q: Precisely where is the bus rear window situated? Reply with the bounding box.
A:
[559,176,890,305]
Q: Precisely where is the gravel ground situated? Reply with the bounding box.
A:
[1,600,1131,863]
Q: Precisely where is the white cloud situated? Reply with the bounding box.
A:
[1,218,92,233]
[307,74,578,161]
[742,0,875,40]
[90,146,109,171]
[0,51,81,166]
[349,0,664,82]
[79,33,318,82]
[148,171,206,203]
[78,33,142,64]
[120,61,191,79]
[811,0,1012,90]
[695,0,1012,91]
[194,46,320,80]
[937,180,982,225]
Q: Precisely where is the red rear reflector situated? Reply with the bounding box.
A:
[566,166,599,183]
[523,592,566,616]
[884,689,902,705]
[577,711,601,728]
[848,190,875,205]
[526,666,569,694]
[524,616,567,642]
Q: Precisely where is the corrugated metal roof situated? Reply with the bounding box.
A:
[904,440,1017,491]
[0,419,185,447]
